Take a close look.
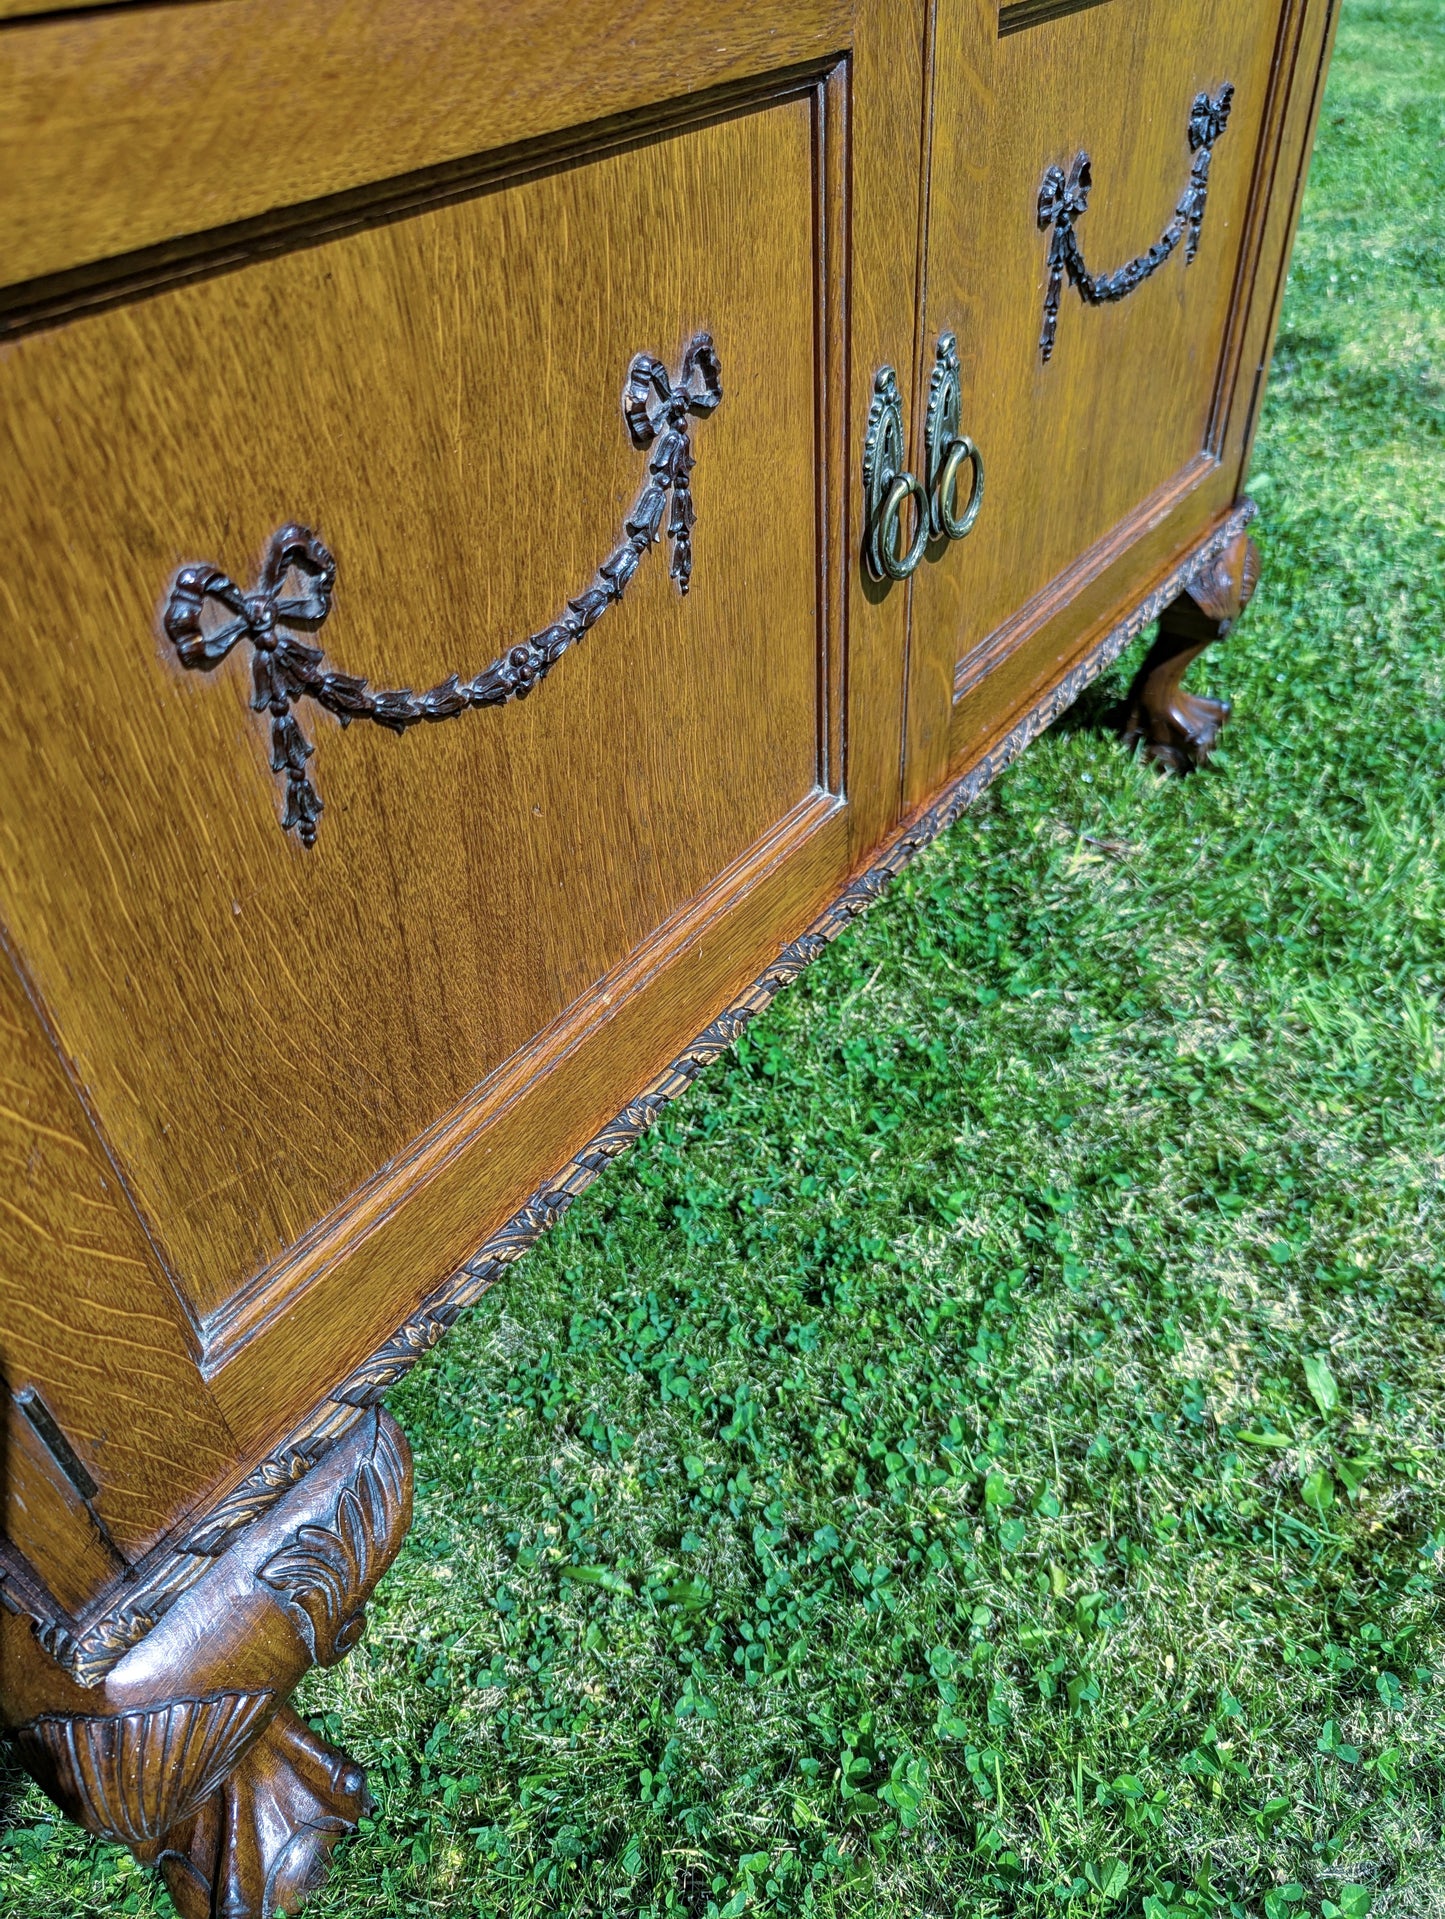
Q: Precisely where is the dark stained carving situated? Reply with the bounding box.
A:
[1118,527,1260,771]
[15,1692,274,1847]
[146,1706,369,1919]
[1037,85,1234,362]
[5,1410,412,1919]
[163,335,722,845]
[258,1410,409,1665]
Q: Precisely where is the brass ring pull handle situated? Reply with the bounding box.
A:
[935,434,985,542]
[923,331,985,544]
[876,470,931,582]
[163,335,722,846]
[861,366,928,584]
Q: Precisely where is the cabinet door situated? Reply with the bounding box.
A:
[904,0,1337,802]
[0,0,927,1549]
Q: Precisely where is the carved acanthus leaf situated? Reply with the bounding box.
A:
[257,1413,409,1664]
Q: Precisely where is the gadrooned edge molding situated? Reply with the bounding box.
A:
[14,499,1256,1685]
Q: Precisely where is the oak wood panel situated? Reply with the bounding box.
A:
[906,0,1286,801]
[208,797,851,1452]
[0,951,235,1564]
[0,0,851,291]
[203,0,929,1452]
[0,98,826,1326]
[205,790,842,1371]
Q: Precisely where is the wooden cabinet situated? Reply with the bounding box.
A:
[0,3,1337,1913]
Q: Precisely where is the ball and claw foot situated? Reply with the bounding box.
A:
[4,1411,413,1919]
[1117,529,1260,772]
[140,1708,370,1919]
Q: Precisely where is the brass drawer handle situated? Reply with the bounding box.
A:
[862,366,928,583]
[923,331,984,543]
[163,335,722,846]
[1036,83,1234,363]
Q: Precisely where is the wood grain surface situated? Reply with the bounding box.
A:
[0,950,234,1587]
[0,0,852,290]
[0,96,827,1324]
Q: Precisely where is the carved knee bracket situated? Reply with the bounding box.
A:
[1118,528,1261,772]
[5,1410,412,1919]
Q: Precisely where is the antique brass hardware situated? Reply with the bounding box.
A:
[861,366,929,582]
[1036,84,1234,362]
[935,436,985,542]
[162,335,722,845]
[923,331,985,543]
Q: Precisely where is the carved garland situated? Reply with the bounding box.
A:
[163,336,722,845]
[1037,85,1234,362]
[9,502,1257,1687]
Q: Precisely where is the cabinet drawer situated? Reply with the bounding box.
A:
[0,96,834,1340]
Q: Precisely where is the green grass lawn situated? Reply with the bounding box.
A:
[4,2,1443,1913]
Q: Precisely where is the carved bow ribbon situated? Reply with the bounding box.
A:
[620,334,723,594]
[1036,153,1093,236]
[1034,83,1235,362]
[1182,85,1234,261]
[1188,83,1235,154]
[165,526,337,844]
[1036,154,1093,363]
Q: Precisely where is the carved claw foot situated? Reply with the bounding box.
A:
[1117,528,1259,771]
[144,1707,369,1919]
[4,1409,411,1919]
[1122,686,1232,772]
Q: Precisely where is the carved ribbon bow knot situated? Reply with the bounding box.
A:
[1189,83,1235,153]
[1036,154,1092,236]
[621,333,723,594]
[165,526,337,844]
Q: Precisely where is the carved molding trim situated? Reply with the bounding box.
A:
[26,500,1255,1687]
[14,1691,275,1846]
[163,336,722,845]
[999,0,1113,33]
[1037,85,1234,362]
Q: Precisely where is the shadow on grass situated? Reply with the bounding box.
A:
[1048,665,1136,742]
